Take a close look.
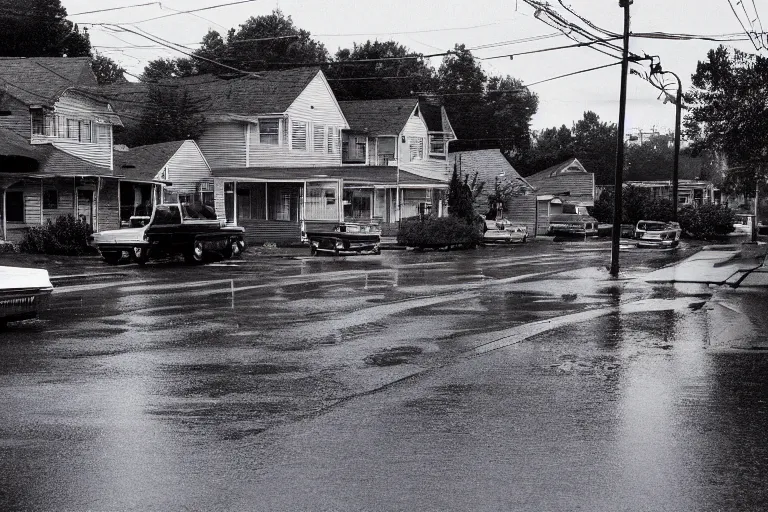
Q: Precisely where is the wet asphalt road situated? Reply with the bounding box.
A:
[2,240,768,511]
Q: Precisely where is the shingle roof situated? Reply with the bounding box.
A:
[96,68,321,119]
[0,57,96,106]
[419,100,445,132]
[210,166,447,186]
[113,141,186,182]
[450,149,533,193]
[0,126,112,176]
[526,158,587,182]
[338,98,417,136]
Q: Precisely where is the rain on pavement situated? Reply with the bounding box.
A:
[2,241,768,511]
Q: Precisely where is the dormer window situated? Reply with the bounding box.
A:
[259,118,280,145]
[429,134,448,156]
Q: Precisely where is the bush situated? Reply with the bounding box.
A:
[678,204,736,239]
[19,215,95,255]
[397,216,482,249]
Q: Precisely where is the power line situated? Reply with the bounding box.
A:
[468,32,563,51]
[727,0,762,50]
[481,36,623,60]
[312,21,508,37]
[122,0,259,24]
[69,2,161,16]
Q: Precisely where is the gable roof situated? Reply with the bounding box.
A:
[97,68,321,120]
[0,57,97,107]
[450,149,533,193]
[113,141,186,182]
[339,98,417,136]
[526,158,589,182]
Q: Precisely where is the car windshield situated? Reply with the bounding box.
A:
[152,205,181,225]
[638,222,666,231]
[181,202,217,220]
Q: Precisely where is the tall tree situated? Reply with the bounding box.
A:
[91,53,126,85]
[438,44,487,143]
[141,57,196,81]
[519,124,575,175]
[116,86,207,147]
[685,45,768,199]
[0,0,91,57]
[571,111,617,186]
[485,75,538,158]
[326,40,436,100]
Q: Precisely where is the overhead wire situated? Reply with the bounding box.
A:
[68,2,161,16]
[727,0,762,50]
[480,36,623,60]
[117,0,259,24]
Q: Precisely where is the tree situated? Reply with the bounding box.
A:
[141,58,196,81]
[0,0,91,57]
[116,85,207,147]
[685,45,768,199]
[326,40,436,100]
[571,111,617,186]
[447,163,477,222]
[438,44,487,143]
[624,136,674,181]
[485,75,539,159]
[519,124,575,175]
[91,53,126,85]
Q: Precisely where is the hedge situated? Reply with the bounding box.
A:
[19,215,96,256]
[397,216,482,249]
[677,204,736,239]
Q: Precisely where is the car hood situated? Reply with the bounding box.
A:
[0,266,53,291]
[91,227,147,244]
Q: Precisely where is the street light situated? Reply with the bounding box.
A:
[650,63,683,221]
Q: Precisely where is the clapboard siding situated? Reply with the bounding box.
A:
[164,140,212,193]
[22,183,42,225]
[398,115,449,182]
[98,178,120,231]
[248,121,342,167]
[506,195,538,236]
[51,91,114,168]
[0,96,31,139]
[42,179,75,223]
[528,174,595,204]
[286,72,347,126]
[536,200,550,235]
[198,123,247,168]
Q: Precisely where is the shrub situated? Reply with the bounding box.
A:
[397,216,482,249]
[678,204,736,239]
[19,215,95,255]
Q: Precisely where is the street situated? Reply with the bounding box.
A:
[2,241,768,510]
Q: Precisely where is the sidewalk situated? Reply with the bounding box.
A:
[644,243,768,286]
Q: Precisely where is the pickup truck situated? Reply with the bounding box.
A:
[90,202,245,265]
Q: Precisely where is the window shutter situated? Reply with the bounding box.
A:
[408,137,423,161]
[313,124,326,152]
[291,120,307,150]
[327,127,339,154]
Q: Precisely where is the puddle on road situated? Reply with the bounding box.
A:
[364,346,423,367]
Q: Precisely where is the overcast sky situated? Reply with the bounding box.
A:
[61,0,762,135]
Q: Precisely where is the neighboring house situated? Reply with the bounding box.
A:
[449,149,537,232]
[0,57,123,241]
[102,72,457,243]
[525,158,596,235]
[622,180,719,207]
[113,140,212,226]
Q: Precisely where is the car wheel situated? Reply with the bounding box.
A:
[522,236,527,243]
[102,251,121,265]
[131,246,149,266]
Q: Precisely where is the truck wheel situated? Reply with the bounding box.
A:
[102,251,121,265]
[310,245,318,256]
[222,239,241,259]
[131,246,149,266]
[187,240,205,264]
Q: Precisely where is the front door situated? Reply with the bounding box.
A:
[77,190,93,227]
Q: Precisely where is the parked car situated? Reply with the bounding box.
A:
[0,266,53,327]
[483,219,528,244]
[634,220,682,248]
[90,201,246,265]
[306,222,381,256]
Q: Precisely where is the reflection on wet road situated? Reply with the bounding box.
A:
[1,242,767,510]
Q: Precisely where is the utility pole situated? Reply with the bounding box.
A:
[610,0,632,277]
[649,63,682,221]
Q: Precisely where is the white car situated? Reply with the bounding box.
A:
[635,220,682,248]
[0,266,54,327]
[483,219,528,243]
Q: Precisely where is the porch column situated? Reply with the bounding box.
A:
[2,188,6,241]
[264,182,268,220]
[96,176,101,232]
[233,181,238,226]
[302,181,307,222]
[438,189,443,217]
[39,180,43,226]
[73,177,77,218]
[337,180,343,222]
[117,180,122,228]
[371,187,375,220]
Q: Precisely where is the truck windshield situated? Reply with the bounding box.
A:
[153,205,181,225]
[181,202,218,220]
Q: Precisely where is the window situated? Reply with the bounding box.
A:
[31,109,45,135]
[6,191,23,222]
[342,133,366,163]
[327,127,339,154]
[291,120,307,150]
[377,137,396,165]
[79,121,91,143]
[96,124,110,144]
[152,205,181,225]
[313,124,326,153]
[429,134,447,156]
[259,118,280,145]
[408,137,424,161]
[66,119,79,140]
[43,190,58,210]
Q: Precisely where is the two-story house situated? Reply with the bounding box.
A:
[0,57,126,241]
[338,97,456,234]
